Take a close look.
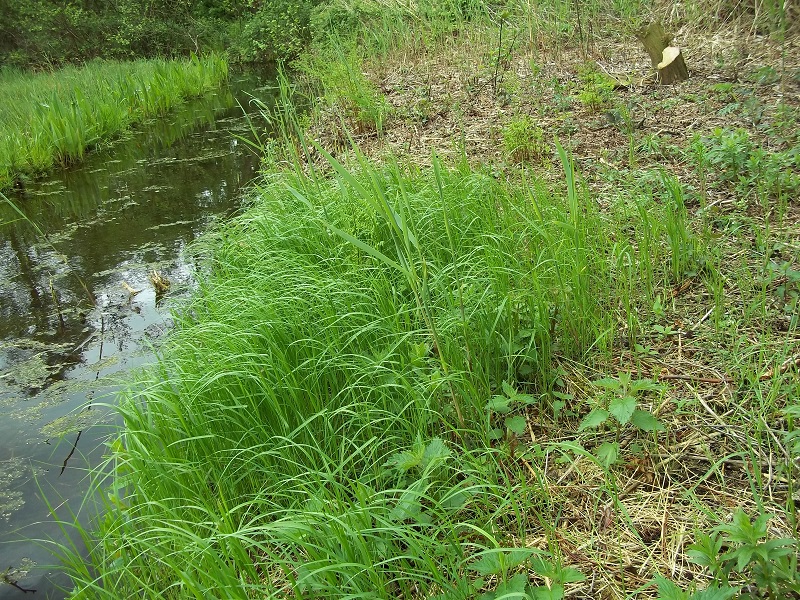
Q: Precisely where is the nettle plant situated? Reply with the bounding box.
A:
[579,372,664,467]
[655,509,799,599]
[486,381,537,442]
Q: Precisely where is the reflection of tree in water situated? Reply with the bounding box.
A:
[0,230,47,337]
[0,72,273,383]
[100,304,134,355]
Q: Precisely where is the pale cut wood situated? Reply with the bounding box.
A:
[636,22,689,85]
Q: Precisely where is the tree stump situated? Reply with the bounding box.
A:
[636,22,689,85]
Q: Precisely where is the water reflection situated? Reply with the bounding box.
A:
[0,71,275,599]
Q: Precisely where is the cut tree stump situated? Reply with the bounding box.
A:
[637,22,689,85]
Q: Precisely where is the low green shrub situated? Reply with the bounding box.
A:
[310,0,393,42]
[234,0,320,63]
[655,509,799,598]
[502,115,547,162]
[693,128,800,201]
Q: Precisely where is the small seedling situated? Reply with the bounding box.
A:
[579,372,665,443]
[468,550,585,600]
[486,381,536,441]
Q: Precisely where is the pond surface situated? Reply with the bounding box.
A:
[0,72,276,598]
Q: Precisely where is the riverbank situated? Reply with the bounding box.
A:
[0,55,228,192]
[0,71,273,600]
[58,1,799,598]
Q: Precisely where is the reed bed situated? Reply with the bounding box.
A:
[0,54,228,191]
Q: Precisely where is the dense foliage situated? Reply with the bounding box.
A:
[0,54,228,190]
[0,0,324,68]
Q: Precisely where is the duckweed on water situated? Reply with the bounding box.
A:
[0,54,228,191]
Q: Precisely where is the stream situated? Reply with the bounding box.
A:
[0,71,276,598]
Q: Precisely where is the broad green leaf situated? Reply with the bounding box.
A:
[734,547,755,572]
[389,487,423,522]
[421,437,450,468]
[441,489,470,509]
[500,380,536,404]
[617,371,632,388]
[531,556,584,585]
[530,584,564,600]
[630,377,663,392]
[470,553,505,576]
[578,408,609,431]
[470,550,534,576]
[488,395,513,414]
[530,556,556,578]
[689,585,739,600]
[385,450,421,472]
[596,442,619,468]
[552,400,566,420]
[491,573,529,598]
[653,575,688,600]
[505,415,527,435]
[560,567,586,583]
[519,363,534,377]
[609,395,636,425]
[594,377,623,390]
[630,409,665,432]
[489,428,504,440]
[762,538,797,556]
[687,533,723,566]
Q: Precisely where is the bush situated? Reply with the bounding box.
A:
[234,0,319,63]
[310,0,389,42]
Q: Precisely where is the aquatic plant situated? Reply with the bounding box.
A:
[0,54,228,191]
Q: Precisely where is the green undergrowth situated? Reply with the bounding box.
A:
[55,137,632,597]
[51,0,800,597]
[0,54,228,192]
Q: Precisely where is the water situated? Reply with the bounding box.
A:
[0,71,276,598]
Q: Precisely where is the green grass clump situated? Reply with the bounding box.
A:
[55,142,623,597]
[0,54,228,191]
[298,44,389,137]
[503,115,547,162]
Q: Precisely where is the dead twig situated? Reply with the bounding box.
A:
[658,374,734,384]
